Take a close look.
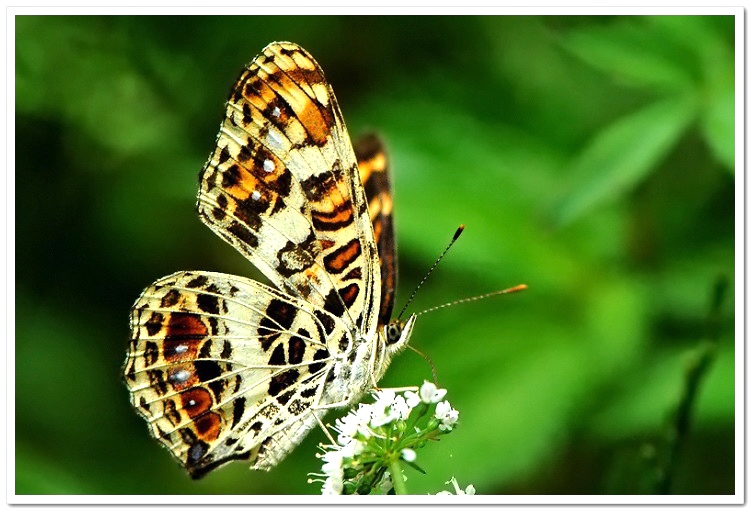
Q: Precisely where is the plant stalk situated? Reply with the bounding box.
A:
[388,458,408,495]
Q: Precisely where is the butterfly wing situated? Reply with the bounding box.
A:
[355,133,397,325]
[125,42,384,476]
[197,41,380,337]
[124,270,344,476]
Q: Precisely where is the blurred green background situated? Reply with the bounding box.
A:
[15,15,735,495]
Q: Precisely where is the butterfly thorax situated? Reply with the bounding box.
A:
[321,314,416,407]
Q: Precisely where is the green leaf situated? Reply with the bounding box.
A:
[554,95,697,226]
[561,19,696,92]
[701,88,735,171]
[643,16,734,170]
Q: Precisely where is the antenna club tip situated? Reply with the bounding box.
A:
[511,284,528,292]
[453,224,465,240]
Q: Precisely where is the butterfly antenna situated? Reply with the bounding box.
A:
[396,224,465,321]
[416,284,528,317]
[407,344,440,386]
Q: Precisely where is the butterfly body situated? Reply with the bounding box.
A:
[124,42,414,478]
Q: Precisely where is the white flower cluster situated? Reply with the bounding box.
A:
[435,400,459,431]
[314,381,458,495]
[436,476,476,495]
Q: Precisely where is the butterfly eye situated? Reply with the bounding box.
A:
[385,321,403,345]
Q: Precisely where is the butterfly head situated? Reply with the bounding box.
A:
[373,314,417,382]
[384,314,417,354]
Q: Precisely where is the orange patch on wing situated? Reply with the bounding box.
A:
[295,96,329,145]
[242,75,278,110]
[180,387,213,418]
[339,283,360,308]
[194,413,222,441]
[165,313,208,340]
[372,214,383,244]
[167,365,199,391]
[164,340,197,365]
[358,152,386,183]
[378,192,393,216]
[324,239,361,273]
[311,202,353,229]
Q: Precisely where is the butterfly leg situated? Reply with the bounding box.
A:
[311,409,337,446]
[372,385,419,392]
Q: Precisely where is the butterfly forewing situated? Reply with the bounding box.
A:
[125,41,401,477]
[197,42,379,334]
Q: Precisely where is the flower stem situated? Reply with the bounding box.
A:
[388,458,408,495]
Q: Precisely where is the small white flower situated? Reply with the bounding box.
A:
[435,400,459,431]
[321,474,344,495]
[404,390,421,408]
[419,381,447,403]
[370,390,400,427]
[335,403,373,444]
[321,449,343,474]
[436,477,475,495]
[319,449,345,495]
[373,389,397,407]
[401,448,417,462]
[370,408,398,427]
[340,437,364,458]
[390,395,412,420]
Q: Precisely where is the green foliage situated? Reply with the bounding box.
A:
[15,15,734,495]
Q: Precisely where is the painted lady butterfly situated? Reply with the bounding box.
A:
[123,42,415,478]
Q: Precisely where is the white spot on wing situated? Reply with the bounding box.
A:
[251,190,261,201]
[267,130,283,150]
[263,159,275,173]
[170,370,191,383]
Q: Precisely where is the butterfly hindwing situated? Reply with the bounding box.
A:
[124,270,351,476]
[355,133,397,325]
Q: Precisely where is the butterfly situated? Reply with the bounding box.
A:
[123,41,416,478]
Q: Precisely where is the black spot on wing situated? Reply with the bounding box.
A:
[300,386,317,398]
[144,341,158,366]
[218,146,231,165]
[288,336,306,364]
[323,288,345,317]
[314,310,335,336]
[222,164,241,188]
[199,339,213,359]
[309,349,329,375]
[268,369,299,396]
[258,299,298,351]
[197,293,220,315]
[161,289,181,307]
[145,312,164,336]
[195,360,221,383]
[276,391,293,405]
[269,343,286,365]
[221,340,233,359]
[231,397,246,429]
[227,222,259,248]
[148,369,168,395]
[187,275,209,289]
